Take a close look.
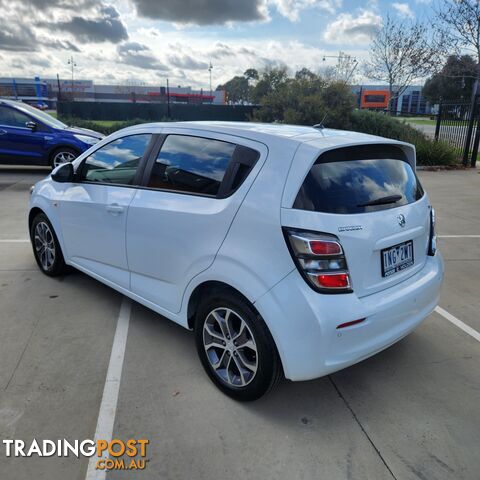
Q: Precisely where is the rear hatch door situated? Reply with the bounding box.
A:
[281,142,431,298]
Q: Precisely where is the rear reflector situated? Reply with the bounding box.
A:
[316,273,350,289]
[428,207,437,256]
[336,318,366,329]
[309,240,342,256]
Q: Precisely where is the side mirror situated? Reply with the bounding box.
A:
[26,121,37,131]
[51,162,74,183]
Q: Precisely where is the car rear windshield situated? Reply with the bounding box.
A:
[293,145,424,214]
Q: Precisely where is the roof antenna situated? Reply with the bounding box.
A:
[313,112,328,129]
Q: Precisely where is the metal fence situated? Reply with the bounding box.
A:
[57,101,258,123]
[435,96,480,167]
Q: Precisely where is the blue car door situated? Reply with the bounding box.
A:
[0,105,47,165]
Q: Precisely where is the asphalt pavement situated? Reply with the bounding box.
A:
[0,166,479,480]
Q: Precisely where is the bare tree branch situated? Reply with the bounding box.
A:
[365,15,445,111]
[435,1,480,155]
[435,0,480,82]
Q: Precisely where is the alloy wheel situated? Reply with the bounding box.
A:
[53,151,76,168]
[203,307,258,387]
[34,221,56,271]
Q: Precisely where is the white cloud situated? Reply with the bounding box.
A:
[0,0,372,88]
[392,2,415,18]
[323,10,382,44]
[0,17,374,87]
[269,0,342,21]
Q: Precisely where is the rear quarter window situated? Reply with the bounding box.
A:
[293,145,424,214]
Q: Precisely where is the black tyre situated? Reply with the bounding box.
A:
[30,213,68,277]
[195,290,282,401]
[50,147,78,170]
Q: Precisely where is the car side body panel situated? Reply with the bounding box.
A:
[29,179,68,251]
[210,138,299,299]
[126,129,270,315]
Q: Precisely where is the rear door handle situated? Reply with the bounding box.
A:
[106,203,124,215]
[0,129,7,135]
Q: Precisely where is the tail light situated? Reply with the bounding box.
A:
[283,227,353,294]
[428,207,437,256]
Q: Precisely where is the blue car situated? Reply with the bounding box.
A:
[0,99,104,169]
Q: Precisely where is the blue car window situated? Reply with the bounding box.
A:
[0,106,30,128]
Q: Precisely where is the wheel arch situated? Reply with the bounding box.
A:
[187,280,257,330]
[28,201,68,262]
[188,278,285,394]
[28,207,45,234]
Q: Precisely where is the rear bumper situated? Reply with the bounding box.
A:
[254,253,444,381]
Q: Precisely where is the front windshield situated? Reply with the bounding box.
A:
[14,102,67,129]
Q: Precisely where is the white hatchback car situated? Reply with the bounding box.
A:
[29,122,444,400]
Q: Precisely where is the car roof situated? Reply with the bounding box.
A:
[124,120,390,146]
[0,98,23,107]
[0,98,40,111]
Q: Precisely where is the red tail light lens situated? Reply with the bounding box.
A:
[283,227,352,294]
[309,240,342,256]
[315,273,350,289]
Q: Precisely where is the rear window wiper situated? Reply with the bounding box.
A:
[357,194,402,207]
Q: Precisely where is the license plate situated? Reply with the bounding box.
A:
[381,240,414,277]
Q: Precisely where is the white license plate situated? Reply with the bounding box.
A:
[381,240,414,277]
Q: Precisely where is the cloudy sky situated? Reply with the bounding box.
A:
[0,0,434,88]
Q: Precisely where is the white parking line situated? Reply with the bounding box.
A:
[85,297,132,480]
[0,239,29,242]
[438,235,480,238]
[435,306,480,343]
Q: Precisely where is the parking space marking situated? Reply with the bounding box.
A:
[85,297,132,480]
[435,306,480,343]
[0,239,29,242]
[438,235,480,238]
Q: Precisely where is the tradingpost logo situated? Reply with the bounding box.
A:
[3,438,149,471]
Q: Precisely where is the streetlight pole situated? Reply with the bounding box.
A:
[67,56,77,101]
[208,62,213,102]
[322,53,358,84]
[166,78,171,119]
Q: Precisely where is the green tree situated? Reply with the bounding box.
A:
[244,68,259,82]
[322,82,357,128]
[250,66,289,104]
[251,67,355,128]
[294,67,317,81]
[423,55,477,103]
[216,75,250,104]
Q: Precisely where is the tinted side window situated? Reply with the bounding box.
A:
[294,146,424,214]
[0,106,31,128]
[81,134,151,185]
[148,135,235,196]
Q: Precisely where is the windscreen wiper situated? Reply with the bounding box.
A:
[357,194,402,207]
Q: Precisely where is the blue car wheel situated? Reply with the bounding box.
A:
[50,147,78,169]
